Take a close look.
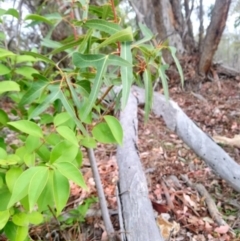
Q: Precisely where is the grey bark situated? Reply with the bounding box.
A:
[117,92,163,241]
[132,86,240,192]
[130,0,185,61]
[198,0,231,76]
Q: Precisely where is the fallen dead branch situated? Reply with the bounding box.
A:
[181,174,227,227]
[116,92,164,241]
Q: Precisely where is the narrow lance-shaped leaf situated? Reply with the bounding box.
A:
[120,41,133,108]
[24,14,53,25]
[159,65,169,100]
[58,90,88,136]
[82,57,108,120]
[84,19,122,35]
[72,53,106,68]
[21,51,55,65]
[96,27,134,50]
[133,23,154,46]
[65,76,81,109]
[168,46,184,88]
[28,85,61,119]
[143,68,153,122]
[19,81,48,106]
[49,38,83,55]
[78,29,93,53]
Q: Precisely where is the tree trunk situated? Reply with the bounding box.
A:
[198,0,204,52]
[183,0,195,52]
[198,0,231,76]
[131,0,185,61]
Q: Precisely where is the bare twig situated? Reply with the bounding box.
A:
[87,148,118,241]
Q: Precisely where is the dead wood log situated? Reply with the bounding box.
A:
[131,86,240,192]
[116,92,164,241]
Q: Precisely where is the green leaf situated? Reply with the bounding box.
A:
[158,65,169,100]
[14,55,36,63]
[4,221,28,241]
[41,38,62,49]
[49,38,83,55]
[21,51,55,65]
[0,81,20,95]
[65,76,81,109]
[73,53,109,120]
[56,126,78,146]
[0,147,7,159]
[19,81,47,106]
[96,27,133,50]
[6,167,23,193]
[50,140,79,164]
[58,90,88,136]
[104,115,123,145]
[40,113,53,124]
[0,48,15,59]
[0,109,9,126]
[143,68,153,122]
[0,186,11,211]
[28,85,61,119]
[45,133,61,145]
[8,120,43,138]
[7,167,45,208]
[15,66,39,79]
[53,162,87,189]
[168,46,184,87]
[12,213,29,226]
[72,53,106,68]
[25,135,42,153]
[0,210,9,229]
[24,152,35,167]
[28,167,49,211]
[28,211,43,225]
[107,54,132,67]
[78,29,93,53]
[37,171,54,212]
[4,8,19,19]
[53,112,71,127]
[24,14,53,24]
[80,136,97,148]
[0,63,11,75]
[120,41,133,108]
[92,122,117,144]
[134,23,154,46]
[52,170,70,216]
[84,19,122,35]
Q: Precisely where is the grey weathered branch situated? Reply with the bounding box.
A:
[117,92,163,241]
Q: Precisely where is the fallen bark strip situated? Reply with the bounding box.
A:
[116,92,163,241]
[181,174,227,227]
[132,86,240,192]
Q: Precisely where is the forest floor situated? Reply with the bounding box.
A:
[2,77,240,241]
[62,78,240,241]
